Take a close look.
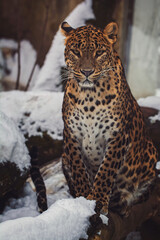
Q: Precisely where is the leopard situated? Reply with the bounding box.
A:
[60,21,158,217]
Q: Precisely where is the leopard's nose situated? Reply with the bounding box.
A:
[80,69,94,77]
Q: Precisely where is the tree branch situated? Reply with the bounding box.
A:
[15,40,21,90]
[15,0,21,90]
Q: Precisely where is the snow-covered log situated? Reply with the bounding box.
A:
[0,197,96,240]
[0,91,64,165]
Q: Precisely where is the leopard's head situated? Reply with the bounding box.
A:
[61,22,118,89]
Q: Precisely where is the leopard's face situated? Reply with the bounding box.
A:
[61,22,118,89]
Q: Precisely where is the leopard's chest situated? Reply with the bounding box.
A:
[68,105,116,172]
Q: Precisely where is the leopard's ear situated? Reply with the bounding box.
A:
[60,22,74,37]
[103,22,118,44]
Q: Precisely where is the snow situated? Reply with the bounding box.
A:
[138,96,160,123]
[0,91,64,139]
[138,96,160,110]
[0,197,96,240]
[0,111,30,171]
[32,0,95,92]
[100,214,108,225]
[155,88,160,97]
[0,40,39,89]
[0,39,17,49]
[156,161,160,171]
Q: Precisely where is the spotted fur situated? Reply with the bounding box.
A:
[61,22,158,216]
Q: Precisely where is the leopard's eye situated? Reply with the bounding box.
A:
[71,49,81,57]
[95,50,105,58]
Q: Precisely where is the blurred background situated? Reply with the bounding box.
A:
[0,0,160,97]
[0,2,160,238]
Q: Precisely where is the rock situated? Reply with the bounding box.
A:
[0,112,30,212]
[25,132,63,167]
[0,162,29,212]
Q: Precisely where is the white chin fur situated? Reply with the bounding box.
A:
[79,81,94,88]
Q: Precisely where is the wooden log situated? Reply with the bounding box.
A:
[87,178,160,240]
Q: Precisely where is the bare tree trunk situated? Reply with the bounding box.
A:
[15,40,21,90]
[25,0,51,91]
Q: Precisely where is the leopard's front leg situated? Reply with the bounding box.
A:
[87,138,123,215]
[62,128,92,198]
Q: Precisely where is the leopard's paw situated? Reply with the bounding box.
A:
[87,194,94,200]
[100,204,108,216]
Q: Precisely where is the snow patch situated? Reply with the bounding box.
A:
[32,0,95,92]
[156,161,160,178]
[0,197,96,240]
[0,39,17,49]
[156,161,160,170]
[100,214,108,225]
[138,96,160,110]
[0,91,64,139]
[155,88,160,97]
[0,111,30,171]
